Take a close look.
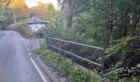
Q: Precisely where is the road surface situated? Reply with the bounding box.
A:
[0,31,46,82]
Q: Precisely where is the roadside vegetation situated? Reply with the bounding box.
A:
[36,44,97,82]
[105,36,140,82]
[1,0,140,81]
[40,0,140,82]
[0,0,29,35]
[6,23,32,38]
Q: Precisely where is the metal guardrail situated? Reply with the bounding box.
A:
[48,44,102,67]
[46,37,104,68]
[47,37,103,50]
[35,32,105,72]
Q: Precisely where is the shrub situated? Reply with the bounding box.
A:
[7,23,32,38]
[104,36,140,82]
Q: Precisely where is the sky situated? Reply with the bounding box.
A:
[25,0,58,9]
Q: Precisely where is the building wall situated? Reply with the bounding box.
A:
[29,24,46,32]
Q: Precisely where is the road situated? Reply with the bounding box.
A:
[0,31,47,82]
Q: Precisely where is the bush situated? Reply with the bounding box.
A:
[70,67,96,82]
[104,36,140,82]
[6,23,32,38]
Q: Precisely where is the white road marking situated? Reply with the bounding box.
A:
[28,52,31,56]
[27,48,30,52]
[20,37,48,82]
[30,57,48,82]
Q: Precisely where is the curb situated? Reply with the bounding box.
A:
[32,55,59,82]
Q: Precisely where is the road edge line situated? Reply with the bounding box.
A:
[20,37,48,82]
[30,57,48,82]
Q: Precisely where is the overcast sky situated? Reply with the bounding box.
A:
[25,0,58,9]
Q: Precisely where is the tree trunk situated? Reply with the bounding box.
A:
[67,6,73,28]
[123,9,129,36]
[67,0,73,28]
[107,0,114,42]
[13,12,17,24]
[132,9,140,36]
[60,0,73,28]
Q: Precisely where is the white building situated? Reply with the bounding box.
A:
[27,16,47,33]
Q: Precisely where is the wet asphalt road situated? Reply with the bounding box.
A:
[0,31,43,82]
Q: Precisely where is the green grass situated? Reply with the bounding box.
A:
[35,44,97,82]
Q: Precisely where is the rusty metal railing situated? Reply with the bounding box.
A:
[35,32,105,73]
[46,37,104,73]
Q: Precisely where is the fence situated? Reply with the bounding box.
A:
[47,37,104,72]
[36,32,105,73]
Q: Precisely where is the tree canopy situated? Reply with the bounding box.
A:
[8,0,28,12]
[30,2,56,23]
[8,0,29,23]
[44,0,140,81]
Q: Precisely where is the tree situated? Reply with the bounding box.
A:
[58,0,74,28]
[8,0,29,23]
[44,0,140,81]
[30,2,56,23]
[0,0,12,20]
[0,0,12,7]
[108,0,140,39]
[0,0,14,30]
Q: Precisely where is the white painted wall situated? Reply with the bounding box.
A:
[28,24,46,32]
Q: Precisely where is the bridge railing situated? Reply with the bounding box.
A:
[36,32,105,73]
[46,37,105,73]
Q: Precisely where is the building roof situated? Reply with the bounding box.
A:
[27,16,48,25]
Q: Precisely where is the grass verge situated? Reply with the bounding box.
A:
[35,44,97,82]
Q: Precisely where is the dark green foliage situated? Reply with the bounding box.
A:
[70,67,96,82]
[111,0,140,38]
[44,0,110,47]
[105,36,140,67]
[105,36,140,81]
[43,0,140,81]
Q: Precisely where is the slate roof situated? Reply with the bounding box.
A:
[27,16,47,25]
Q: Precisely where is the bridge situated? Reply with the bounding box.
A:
[36,32,105,74]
